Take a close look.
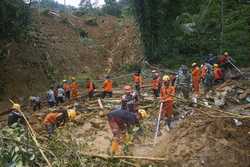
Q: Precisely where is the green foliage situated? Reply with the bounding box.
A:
[131,0,250,67]
[0,124,38,166]
[0,0,31,39]
[39,0,65,11]
[102,0,122,16]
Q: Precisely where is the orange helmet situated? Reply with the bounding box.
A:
[123,85,132,93]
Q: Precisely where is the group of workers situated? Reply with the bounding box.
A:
[108,51,235,154]
[45,76,113,107]
[46,77,80,108]
[6,51,236,154]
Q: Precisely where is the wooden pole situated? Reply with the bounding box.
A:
[80,153,168,161]
[98,98,104,109]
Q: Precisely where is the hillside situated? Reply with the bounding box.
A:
[0,11,142,101]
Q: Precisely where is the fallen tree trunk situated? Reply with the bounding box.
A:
[79,153,168,161]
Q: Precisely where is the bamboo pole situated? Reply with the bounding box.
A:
[154,102,163,145]
[80,153,168,161]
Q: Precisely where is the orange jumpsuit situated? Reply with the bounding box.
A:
[103,80,113,93]
[86,80,95,98]
[151,77,161,90]
[160,86,175,117]
[86,80,95,93]
[151,76,161,97]
[63,83,71,92]
[43,112,61,125]
[132,74,143,87]
[214,67,223,80]
[192,66,201,96]
[70,81,79,98]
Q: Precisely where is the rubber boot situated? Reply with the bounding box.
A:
[165,118,171,131]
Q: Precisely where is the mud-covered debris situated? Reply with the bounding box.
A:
[238,89,250,100]
[90,118,105,129]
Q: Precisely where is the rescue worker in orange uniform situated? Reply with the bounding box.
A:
[43,107,77,138]
[151,70,161,97]
[63,80,71,100]
[191,63,201,96]
[102,76,113,98]
[70,77,79,98]
[201,63,213,95]
[86,78,96,99]
[132,70,143,96]
[107,85,147,154]
[213,64,224,84]
[218,52,234,71]
[43,110,63,138]
[160,75,175,130]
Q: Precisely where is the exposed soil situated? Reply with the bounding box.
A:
[0,11,142,103]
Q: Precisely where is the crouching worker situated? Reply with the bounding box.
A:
[107,85,147,154]
[43,107,77,138]
[107,108,147,155]
[8,103,25,126]
[43,109,67,138]
[160,75,176,131]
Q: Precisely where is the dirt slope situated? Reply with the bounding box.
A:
[0,11,142,102]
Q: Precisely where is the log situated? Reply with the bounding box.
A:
[79,153,168,161]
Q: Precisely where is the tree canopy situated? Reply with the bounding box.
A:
[131,0,250,67]
[0,0,31,39]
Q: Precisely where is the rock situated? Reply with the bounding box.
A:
[99,111,105,117]
[214,97,225,107]
[238,89,250,100]
[247,97,250,103]
[90,118,105,129]
[75,115,82,122]
[242,104,250,110]
[233,119,243,126]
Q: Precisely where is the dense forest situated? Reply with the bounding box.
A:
[131,0,250,67]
